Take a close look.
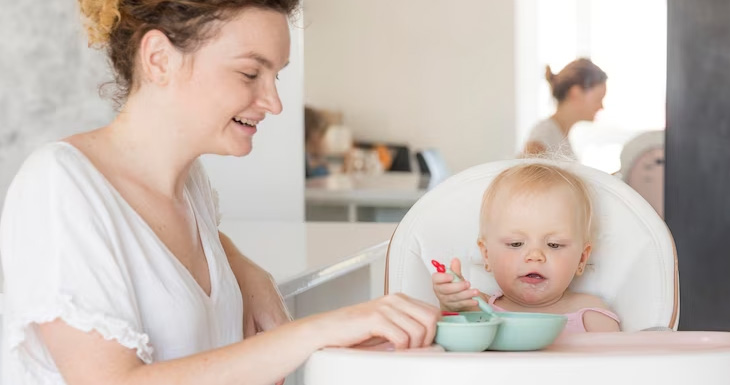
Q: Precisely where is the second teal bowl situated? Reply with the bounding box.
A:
[473,311,568,351]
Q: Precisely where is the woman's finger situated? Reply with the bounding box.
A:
[383,294,440,347]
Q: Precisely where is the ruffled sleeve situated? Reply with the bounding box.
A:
[0,144,153,382]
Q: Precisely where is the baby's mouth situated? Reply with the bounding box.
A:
[519,273,546,284]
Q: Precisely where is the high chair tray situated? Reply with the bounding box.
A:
[303,332,730,385]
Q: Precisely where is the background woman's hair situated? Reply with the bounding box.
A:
[545,58,607,102]
[77,0,300,105]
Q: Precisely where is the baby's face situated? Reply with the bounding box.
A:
[480,185,590,307]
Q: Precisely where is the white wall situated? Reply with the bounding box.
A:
[303,0,517,173]
[0,2,304,222]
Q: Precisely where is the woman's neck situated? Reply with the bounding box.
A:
[102,98,201,200]
[551,107,581,137]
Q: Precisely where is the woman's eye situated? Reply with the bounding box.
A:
[507,242,523,248]
[241,72,258,80]
[547,243,562,249]
[276,73,280,80]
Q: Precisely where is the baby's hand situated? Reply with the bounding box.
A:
[431,258,480,312]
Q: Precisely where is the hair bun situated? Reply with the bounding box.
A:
[78,0,121,46]
[544,65,555,83]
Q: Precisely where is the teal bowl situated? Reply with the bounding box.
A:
[436,313,502,352]
[467,311,568,351]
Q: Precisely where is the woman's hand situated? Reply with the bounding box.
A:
[431,258,480,312]
[310,293,441,350]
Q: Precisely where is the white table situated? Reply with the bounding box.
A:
[305,172,428,222]
[304,331,730,385]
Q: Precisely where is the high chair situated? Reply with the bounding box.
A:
[385,158,678,331]
[303,160,730,385]
[304,160,730,385]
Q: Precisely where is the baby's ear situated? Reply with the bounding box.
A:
[477,237,491,271]
[576,243,592,276]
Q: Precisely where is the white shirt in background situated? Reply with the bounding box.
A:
[525,118,577,161]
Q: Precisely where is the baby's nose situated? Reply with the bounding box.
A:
[524,248,546,262]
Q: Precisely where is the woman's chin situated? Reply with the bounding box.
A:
[223,137,254,157]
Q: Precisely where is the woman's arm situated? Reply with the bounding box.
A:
[219,231,291,336]
[39,293,439,385]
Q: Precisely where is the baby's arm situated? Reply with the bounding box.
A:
[574,294,621,332]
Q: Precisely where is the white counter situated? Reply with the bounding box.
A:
[218,220,397,299]
[305,172,427,221]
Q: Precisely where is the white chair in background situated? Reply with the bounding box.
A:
[619,130,665,218]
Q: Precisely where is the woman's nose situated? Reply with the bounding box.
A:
[258,80,283,115]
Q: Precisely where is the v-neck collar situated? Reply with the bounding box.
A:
[56,141,218,301]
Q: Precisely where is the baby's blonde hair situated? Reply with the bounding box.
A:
[479,163,594,242]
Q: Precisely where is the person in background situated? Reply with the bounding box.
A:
[304,105,331,178]
[523,58,608,160]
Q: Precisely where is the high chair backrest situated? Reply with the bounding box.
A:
[386,159,679,331]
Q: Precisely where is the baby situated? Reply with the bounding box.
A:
[432,163,620,332]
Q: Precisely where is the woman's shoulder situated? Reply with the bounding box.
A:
[18,140,87,171]
[529,118,562,138]
[5,141,111,213]
[11,141,93,186]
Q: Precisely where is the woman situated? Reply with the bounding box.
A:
[523,58,607,160]
[0,1,439,384]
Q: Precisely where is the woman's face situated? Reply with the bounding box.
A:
[578,82,606,122]
[169,8,291,157]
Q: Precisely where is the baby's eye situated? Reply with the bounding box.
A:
[547,243,562,249]
[507,242,523,248]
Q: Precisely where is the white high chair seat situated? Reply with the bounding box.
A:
[386,159,679,331]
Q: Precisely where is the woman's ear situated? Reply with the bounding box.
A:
[137,29,180,86]
[576,243,592,276]
[567,84,585,101]
[477,237,492,272]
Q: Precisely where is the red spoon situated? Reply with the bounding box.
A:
[431,259,446,273]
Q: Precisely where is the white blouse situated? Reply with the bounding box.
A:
[0,142,243,384]
[526,118,577,160]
